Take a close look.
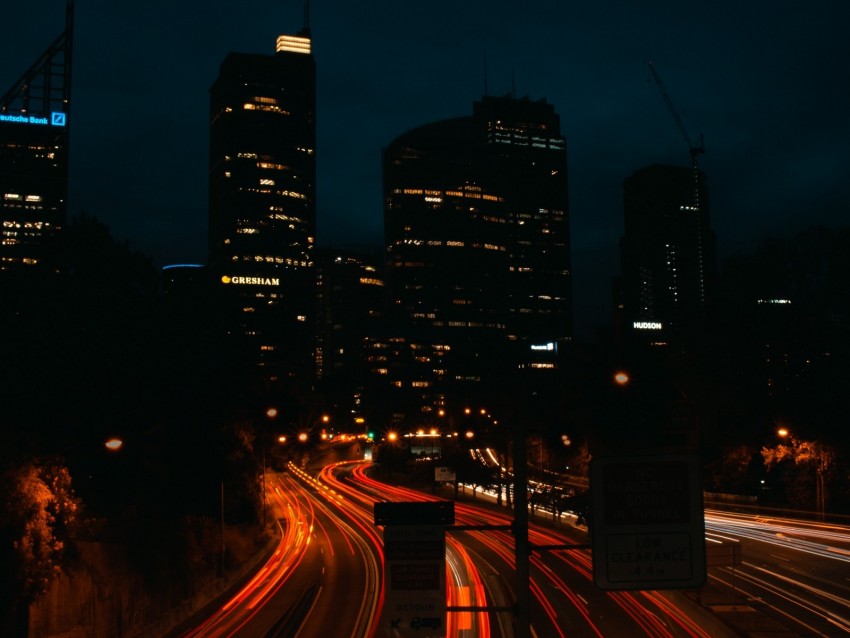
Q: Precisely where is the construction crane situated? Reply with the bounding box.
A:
[647,61,705,171]
[647,61,708,308]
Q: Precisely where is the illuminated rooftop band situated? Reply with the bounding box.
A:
[276,35,311,54]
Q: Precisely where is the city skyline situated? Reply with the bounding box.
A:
[2,1,848,336]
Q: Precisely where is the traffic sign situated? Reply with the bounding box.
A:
[705,540,741,567]
[434,466,456,482]
[591,454,706,590]
[382,524,447,637]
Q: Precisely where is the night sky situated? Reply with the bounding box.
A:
[3,1,848,336]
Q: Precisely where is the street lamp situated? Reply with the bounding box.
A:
[260,407,278,525]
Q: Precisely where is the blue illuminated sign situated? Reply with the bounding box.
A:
[0,111,67,127]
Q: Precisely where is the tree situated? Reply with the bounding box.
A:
[0,462,80,636]
[762,436,835,516]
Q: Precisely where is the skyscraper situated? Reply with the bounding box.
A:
[314,247,385,425]
[382,93,571,415]
[208,22,316,384]
[617,164,716,348]
[0,1,73,273]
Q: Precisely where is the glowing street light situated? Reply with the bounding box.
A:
[104,438,123,451]
[614,371,630,386]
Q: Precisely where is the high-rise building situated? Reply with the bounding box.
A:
[0,1,73,273]
[208,21,316,384]
[314,248,385,425]
[382,93,571,416]
[616,164,716,348]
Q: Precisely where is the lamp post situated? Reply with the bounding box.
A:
[261,407,278,526]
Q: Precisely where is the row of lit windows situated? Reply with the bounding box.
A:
[3,193,43,202]
[232,153,290,174]
[242,102,291,116]
[410,320,506,329]
[397,187,502,203]
[0,255,39,266]
[258,161,288,171]
[359,277,384,286]
[392,239,505,252]
[3,221,47,230]
[268,208,307,222]
[229,253,312,267]
[237,185,309,202]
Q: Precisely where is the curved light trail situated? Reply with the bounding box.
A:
[327,459,713,638]
[181,473,315,638]
[705,509,850,636]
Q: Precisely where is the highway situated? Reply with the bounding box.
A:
[177,470,382,638]
[321,460,718,638]
[180,456,850,637]
[704,509,850,636]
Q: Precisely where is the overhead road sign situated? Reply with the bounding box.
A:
[374,500,454,526]
[591,454,706,590]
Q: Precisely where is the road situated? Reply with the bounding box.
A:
[177,470,382,638]
[181,457,850,637]
[332,461,718,638]
[703,509,850,636]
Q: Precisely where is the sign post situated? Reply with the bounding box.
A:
[591,454,705,590]
[375,501,454,638]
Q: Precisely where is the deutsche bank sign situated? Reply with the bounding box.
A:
[0,111,67,127]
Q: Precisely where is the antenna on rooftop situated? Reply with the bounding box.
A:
[300,0,311,35]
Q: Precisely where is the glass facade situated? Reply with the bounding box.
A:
[208,27,316,383]
[382,95,572,415]
[0,5,72,273]
[618,164,717,348]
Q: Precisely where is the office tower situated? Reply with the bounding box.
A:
[208,22,316,383]
[617,164,716,348]
[314,248,385,426]
[0,1,73,272]
[382,94,571,415]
